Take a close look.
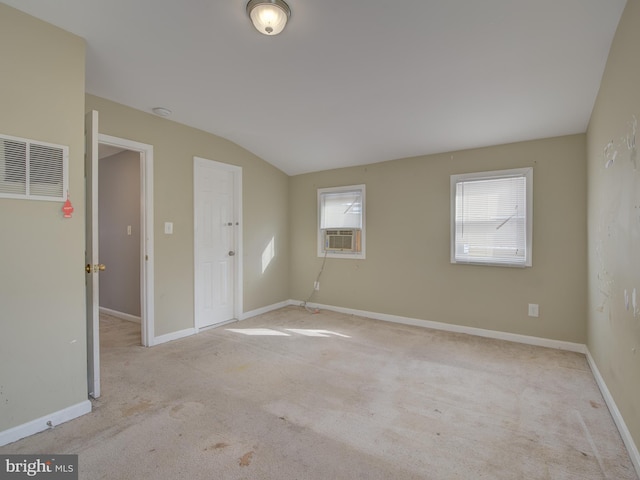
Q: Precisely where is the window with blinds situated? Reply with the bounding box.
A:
[451,168,532,267]
[318,184,365,258]
[0,133,68,201]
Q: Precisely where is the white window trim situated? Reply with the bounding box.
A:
[317,184,366,259]
[450,167,533,267]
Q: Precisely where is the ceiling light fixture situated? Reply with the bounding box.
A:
[246,0,291,36]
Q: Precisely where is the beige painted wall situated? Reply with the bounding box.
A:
[586,0,640,454]
[290,134,587,343]
[99,150,141,317]
[85,95,290,336]
[0,5,87,431]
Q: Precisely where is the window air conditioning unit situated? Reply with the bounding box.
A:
[324,229,361,253]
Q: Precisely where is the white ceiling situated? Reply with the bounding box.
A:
[5,0,626,175]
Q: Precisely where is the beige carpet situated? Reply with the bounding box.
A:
[1,306,637,479]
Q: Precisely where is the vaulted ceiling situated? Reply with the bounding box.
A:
[5,0,627,175]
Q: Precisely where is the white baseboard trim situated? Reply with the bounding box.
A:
[152,327,196,346]
[0,400,91,447]
[150,300,290,345]
[99,307,141,324]
[240,300,292,321]
[294,300,586,353]
[586,349,640,477]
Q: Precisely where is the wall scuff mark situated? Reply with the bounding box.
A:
[596,115,640,327]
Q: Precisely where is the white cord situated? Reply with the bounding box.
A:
[301,251,328,314]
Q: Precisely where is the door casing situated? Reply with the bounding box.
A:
[85,111,156,398]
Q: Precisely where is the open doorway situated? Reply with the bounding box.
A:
[97,134,154,349]
[98,145,142,341]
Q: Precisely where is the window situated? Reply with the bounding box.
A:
[318,184,365,258]
[451,168,532,267]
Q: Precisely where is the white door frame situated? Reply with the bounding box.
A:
[193,157,243,330]
[86,111,100,398]
[98,134,155,346]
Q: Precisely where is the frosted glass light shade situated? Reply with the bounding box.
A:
[247,0,291,36]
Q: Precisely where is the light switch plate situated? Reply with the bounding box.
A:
[164,222,173,234]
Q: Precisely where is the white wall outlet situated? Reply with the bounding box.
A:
[528,303,539,317]
[314,281,320,291]
[164,222,173,235]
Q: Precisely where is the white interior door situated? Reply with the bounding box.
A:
[194,157,240,329]
[85,110,100,398]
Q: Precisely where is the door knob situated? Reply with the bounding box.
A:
[86,263,107,273]
[228,251,236,256]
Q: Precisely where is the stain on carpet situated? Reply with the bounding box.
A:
[590,401,601,409]
[121,398,153,417]
[227,363,251,373]
[239,451,254,467]
[205,443,229,451]
[170,404,184,416]
[169,401,204,419]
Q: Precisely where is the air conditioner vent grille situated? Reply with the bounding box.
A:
[0,134,68,201]
[325,229,355,236]
[324,228,361,253]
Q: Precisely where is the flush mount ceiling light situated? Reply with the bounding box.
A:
[246,0,291,36]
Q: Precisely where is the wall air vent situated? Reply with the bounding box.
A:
[324,229,361,253]
[0,133,68,201]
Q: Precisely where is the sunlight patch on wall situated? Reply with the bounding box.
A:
[262,236,275,274]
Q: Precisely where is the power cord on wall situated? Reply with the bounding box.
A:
[301,251,328,314]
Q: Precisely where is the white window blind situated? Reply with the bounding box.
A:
[451,168,532,267]
[320,189,363,229]
[0,133,68,201]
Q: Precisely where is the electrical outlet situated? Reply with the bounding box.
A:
[314,281,320,291]
[528,303,539,317]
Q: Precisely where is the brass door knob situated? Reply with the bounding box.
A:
[86,264,107,273]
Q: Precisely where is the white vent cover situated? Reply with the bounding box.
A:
[0,133,68,201]
[324,229,360,252]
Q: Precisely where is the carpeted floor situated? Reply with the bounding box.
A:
[1,306,637,479]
